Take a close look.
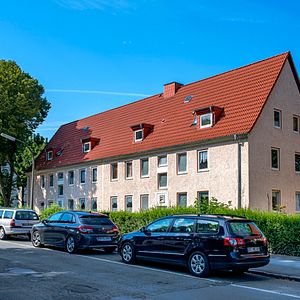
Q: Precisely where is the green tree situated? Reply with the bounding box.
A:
[0,60,50,207]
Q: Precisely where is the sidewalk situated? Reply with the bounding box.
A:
[248,254,300,282]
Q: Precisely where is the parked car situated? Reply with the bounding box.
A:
[31,210,119,254]
[0,208,39,240]
[118,214,270,277]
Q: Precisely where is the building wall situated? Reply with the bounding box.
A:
[32,140,249,213]
[249,60,300,213]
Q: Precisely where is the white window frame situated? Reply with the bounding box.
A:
[125,195,133,212]
[47,151,53,161]
[57,199,64,208]
[200,113,213,129]
[271,148,280,171]
[273,109,281,129]
[140,194,149,211]
[135,129,143,142]
[92,167,97,183]
[68,199,74,210]
[140,158,149,178]
[80,169,86,184]
[295,152,300,173]
[49,174,54,187]
[158,155,168,167]
[111,196,118,212]
[68,170,74,186]
[111,163,118,181]
[58,184,64,197]
[40,175,45,189]
[198,149,209,171]
[125,161,133,179]
[293,115,299,133]
[83,142,91,153]
[177,192,187,207]
[272,190,281,211]
[79,198,86,210]
[177,152,187,174]
[296,192,300,212]
[158,173,168,189]
[91,197,97,211]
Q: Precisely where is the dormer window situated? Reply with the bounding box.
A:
[47,150,53,161]
[83,142,91,153]
[200,113,213,128]
[135,129,143,142]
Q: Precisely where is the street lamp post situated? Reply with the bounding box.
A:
[0,133,35,209]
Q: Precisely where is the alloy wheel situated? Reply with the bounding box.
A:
[32,231,41,247]
[66,236,76,254]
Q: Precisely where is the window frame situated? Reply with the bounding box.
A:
[68,170,74,186]
[83,142,91,153]
[79,198,86,210]
[271,147,280,171]
[92,167,98,183]
[80,169,86,184]
[140,194,149,211]
[40,175,45,189]
[272,190,281,211]
[125,161,133,179]
[296,192,300,212]
[177,152,187,174]
[177,192,187,207]
[111,196,118,212]
[140,158,149,178]
[91,197,97,211]
[68,199,74,210]
[295,152,300,173]
[58,184,64,197]
[134,129,143,142]
[158,172,168,189]
[47,151,53,161]
[200,113,213,129]
[158,155,168,167]
[49,174,54,187]
[125,195,133,212]
[111,163,118,181]
[273,109,282,129]
[293,115,299,133]
[198,149,209,171]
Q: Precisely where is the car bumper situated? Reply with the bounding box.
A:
[5,227,31,235]
[77,235,118,250]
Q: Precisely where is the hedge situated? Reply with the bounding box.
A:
[39,199,300,256]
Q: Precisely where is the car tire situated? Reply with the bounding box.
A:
[32,230,43,247]
[104,247,116,253]
[0,227,7,240]
[120,242,136,264]
[188,251,210,277]
[65,236,77,254]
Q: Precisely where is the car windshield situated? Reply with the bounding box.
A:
[228,221,262,237]
[80,216,113,226]
[15,211,39,220]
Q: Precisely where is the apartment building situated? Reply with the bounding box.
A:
[31,52,300,214]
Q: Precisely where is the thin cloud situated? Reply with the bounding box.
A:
[46,89,151,98]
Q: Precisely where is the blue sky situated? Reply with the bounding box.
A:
[1,0,300,140]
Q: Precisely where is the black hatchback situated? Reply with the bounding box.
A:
[118,214,270,277]
[31,211,119,254]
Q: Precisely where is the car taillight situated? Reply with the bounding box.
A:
[262,237,268,246]
[9,219,15,227]
[224,237,245,247]
[77,225,94,234]
[107,226,119,234]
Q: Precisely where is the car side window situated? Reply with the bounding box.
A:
[170,218,195,233]
[3,211,13,219]
[146,218,172,233]
[196,219,219,234]
[47,212,63,223]
[60,213,75,223]
[0,210,3,218]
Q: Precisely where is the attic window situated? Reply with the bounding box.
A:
[200,113,213,128]
[135,129,143,142]
[47,151,53,161]
[184,95,193,103]
[83,142,91,153]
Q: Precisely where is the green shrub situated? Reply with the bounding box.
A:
[39,204,63,221]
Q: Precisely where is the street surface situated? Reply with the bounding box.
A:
[0,238,300,300]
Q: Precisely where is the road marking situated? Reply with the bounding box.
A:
[1,240,300,299]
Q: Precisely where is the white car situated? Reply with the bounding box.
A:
[0,208,39,240]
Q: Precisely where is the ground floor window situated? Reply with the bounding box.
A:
[111,196,118,211]
[91,197,97,211]
[272,190,281,211]
[140,194,149,211]
[57,199,64,208]
[125,195,133,212]
[79,198,86,210]
[68,199,74,210]
[177,193,187,207]
[296,193,300,212]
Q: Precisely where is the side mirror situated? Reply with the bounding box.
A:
[140,226,146,232]
[42,219,49,224]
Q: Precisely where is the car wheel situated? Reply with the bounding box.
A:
[188,251,210,277]
[32,230,43,247]
[0,227,7,240]
[104,247,116,253]
[65,236,77,254]
[121,242,136,264]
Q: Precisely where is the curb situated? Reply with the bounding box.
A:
[248,269,300,282]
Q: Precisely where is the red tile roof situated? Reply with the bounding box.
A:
[36,52,295,171]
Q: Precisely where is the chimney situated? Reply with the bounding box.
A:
[163,82,183,98]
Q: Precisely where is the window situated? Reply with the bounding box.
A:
[177,153,187,174]
[111,196,118,211]
[135,129,143,142]
[40,175,45,189]
[58,185,63,196]
[57,199,64,208]
[125,161,133,179]
[60,213,75,223]
[111,163,118,180]
[146,218,172,233]
[140,194,149,211]
[68,199,74,210]
[79,198,86,210]
[171,218,194,233]
[177,193,187,207]
[200,113,213,128]
[158,173,167,189]
[92,168,97,182]
[48,212,63,222]
[271,148,280,170]
[196,220,219,234]
[125,195,133,212]
[47,151,53,161]
[296,193,300,212]
[293,116,299,133]
[49,174,54,187]
[58,172,63,181]
[68,170,74,185]
[295,153,300,172]
[83,142,90,153]
[91,197,97,211]
[198,150,208,171]
[3,211,13,219]
[158,155,167,167]
[47,200,54,207]
[272,190,281,211]
[80,169,86,184]
[273,109,281,128]
[141,158,149,177]
[197,191,209,203]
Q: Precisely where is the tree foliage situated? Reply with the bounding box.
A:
[0,60,51,206]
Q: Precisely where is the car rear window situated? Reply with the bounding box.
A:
[80,216,113,226]
[3,211,13,219]
[228,221,262,237]
[15,211,39,220]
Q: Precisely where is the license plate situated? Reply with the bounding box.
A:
[247,247,260,253]
[96,237,111,242]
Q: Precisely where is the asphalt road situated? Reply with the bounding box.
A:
[0,238,300,300]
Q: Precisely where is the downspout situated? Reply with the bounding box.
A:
[234,134,242,209]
